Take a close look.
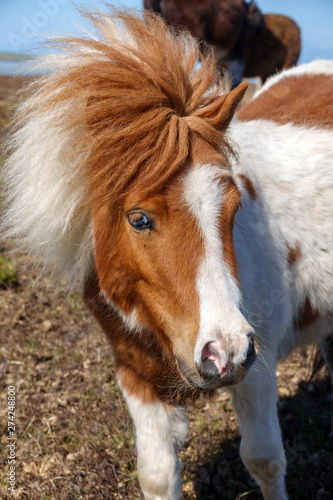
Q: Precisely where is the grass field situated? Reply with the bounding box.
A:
[0,75,332,500]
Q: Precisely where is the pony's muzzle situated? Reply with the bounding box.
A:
[198,340,233,378]
[195,333,258,383]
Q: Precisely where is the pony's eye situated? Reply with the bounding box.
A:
[127,212,152,231]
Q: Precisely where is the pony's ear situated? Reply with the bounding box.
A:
[196,81,249,131]
[217,81,249,130]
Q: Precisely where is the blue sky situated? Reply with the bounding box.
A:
[1,0,332,64]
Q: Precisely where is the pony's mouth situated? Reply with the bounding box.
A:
[176,357,250,391]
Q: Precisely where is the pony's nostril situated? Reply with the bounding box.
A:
[201,357,220,378]
[199,341,233,378]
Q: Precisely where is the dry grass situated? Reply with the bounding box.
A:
[0,76,332,500]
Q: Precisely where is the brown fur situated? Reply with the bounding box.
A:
[29,8,247,212]
[145,0,248,51]
[83,275,209,403]
[287,243,302,266]
[238,174,257,200]
[92,175,203,334]
[294,297,320,331]
[244,14,301,81]
[237,74,333,128]
[219,178,241,280]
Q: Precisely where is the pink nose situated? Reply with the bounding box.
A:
[201,341,234,377]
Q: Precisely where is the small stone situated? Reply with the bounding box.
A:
[42,320,52,332]
[183,480,195,494]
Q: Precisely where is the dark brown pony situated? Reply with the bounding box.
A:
[244,14,301,82]
[144,0,300,84]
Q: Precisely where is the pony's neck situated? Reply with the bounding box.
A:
[229,116,331,206]
[229,115,333,324]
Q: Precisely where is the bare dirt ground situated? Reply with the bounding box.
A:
[0,75,332,500]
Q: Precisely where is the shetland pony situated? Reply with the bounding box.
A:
[3,8,333,500]
[144,0,300,85]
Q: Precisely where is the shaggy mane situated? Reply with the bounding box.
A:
[2,7,233,283]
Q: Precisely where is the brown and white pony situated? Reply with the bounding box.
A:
[3,8,333,500]
[144,0,300,85]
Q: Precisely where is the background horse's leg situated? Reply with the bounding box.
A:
[231,354,288,500]
[121,386,188,500]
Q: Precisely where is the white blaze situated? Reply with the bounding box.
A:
[183,164,251,367]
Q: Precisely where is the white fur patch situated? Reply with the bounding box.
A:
[230,118,333,316]
[103,294,143,333]
[121,388,188,500]
[231,361,288,499]
[255,59,333,97]
[183,165,252,366]
[2,99,94,284]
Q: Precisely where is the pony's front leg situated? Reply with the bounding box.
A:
[119,380,188,500]
[231,355,287,500]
